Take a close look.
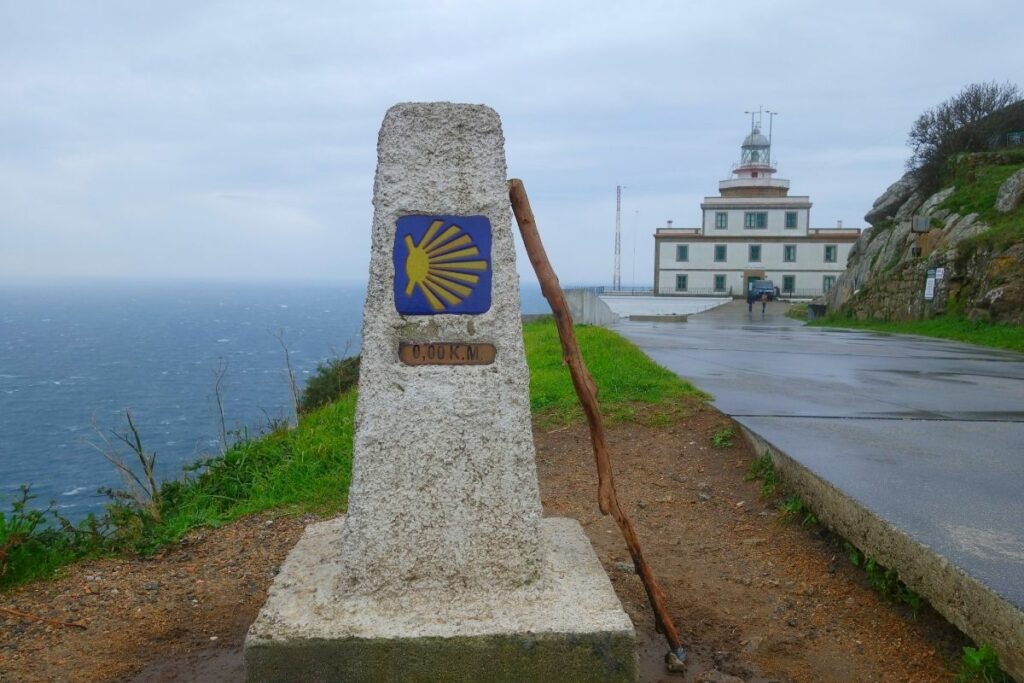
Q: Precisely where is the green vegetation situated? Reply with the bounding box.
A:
[1,394,358,590]
[711,427,734,449]
[785,303,807,321]
[745,453,779,496]
[522,320,706,425]
[779,495,818,527]
[942,153,1024,257]
[742,445,1008,679]
[2,320,703,590]
[810,314,1024,353]
[154,394,357,547]
[843,542,923,614]
[956,644,1011,683]
[746,454,925,616]
[298,355,360,415]
[0,488,80,586]
[906,81,1021,195]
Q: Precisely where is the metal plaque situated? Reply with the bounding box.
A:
[399,342,496,366]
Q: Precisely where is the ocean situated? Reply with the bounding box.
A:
[0,280,550,519]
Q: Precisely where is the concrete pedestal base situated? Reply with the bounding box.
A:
[245,517,636,682]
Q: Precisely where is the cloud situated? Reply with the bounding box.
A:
[0,0,1020,283]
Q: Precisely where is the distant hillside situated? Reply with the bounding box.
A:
[825,147,1024,325]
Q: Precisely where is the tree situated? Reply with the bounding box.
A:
[906,81,1022,191]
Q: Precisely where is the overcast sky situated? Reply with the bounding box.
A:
[2,1,1020,286]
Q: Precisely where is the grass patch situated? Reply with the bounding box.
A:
[523,320,707,425]
[941,157,1024,256]
[4,320,705,589]
[941,163,1021,220]
[785,303,808,321]
[1,395,358,590]
[810,314,1024,353]
[151,393,357,549]
[711,427,734,448]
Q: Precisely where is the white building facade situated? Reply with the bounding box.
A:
[654,119,859,298]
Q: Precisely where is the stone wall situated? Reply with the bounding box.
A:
[826,162,1024,325]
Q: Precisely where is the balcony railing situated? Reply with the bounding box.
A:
[593,287,655,296]
[778,288,826,299]
[719,177,790,190]
[665,287,734,297]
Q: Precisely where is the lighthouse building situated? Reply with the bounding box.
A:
[654,119,859,297]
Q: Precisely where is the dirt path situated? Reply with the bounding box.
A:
[0,402,966,682]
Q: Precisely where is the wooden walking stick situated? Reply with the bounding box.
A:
[0,605,87,630]
[508,179,687,672]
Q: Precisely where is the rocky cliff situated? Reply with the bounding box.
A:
[825,151,1024,325]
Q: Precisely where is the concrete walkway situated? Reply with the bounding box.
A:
[616,300,1024,675]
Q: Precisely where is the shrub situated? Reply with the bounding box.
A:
[299,355,360,415]
[907,82,1022,194]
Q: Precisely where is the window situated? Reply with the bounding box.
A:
[714,244,727,262]
[783,244,797,262]
[823,275,836,293]
[782,275,795,293]
[749,245,761,262]
[785,212,798,229]
[714,274,727,292]
[675,245,688,262]
[744,212,768,229]
[675,274,688,291]
[825,245,838,263]
[715,212,728,229]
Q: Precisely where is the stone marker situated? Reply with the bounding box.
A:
[245,102,636,682]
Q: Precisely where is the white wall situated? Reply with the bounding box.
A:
[701,206,809,235]
[659,241,851,271]
[656,269,841,296]
[657,239,851,295]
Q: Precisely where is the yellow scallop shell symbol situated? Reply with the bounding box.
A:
[404,219,488,312]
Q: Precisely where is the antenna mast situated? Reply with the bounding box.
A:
[613,185,622,290]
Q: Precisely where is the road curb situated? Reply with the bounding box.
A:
[739,425,1024,682]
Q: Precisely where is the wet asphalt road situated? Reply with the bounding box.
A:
[617,300,1024,611]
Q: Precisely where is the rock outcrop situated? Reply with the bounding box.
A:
[995,168,1024,213]
[863,172,919,225]
[826,156,1024,325]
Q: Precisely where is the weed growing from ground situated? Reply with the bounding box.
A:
[956,644,1010,683]
[844,542,924,614]
[745,453,778,495]
[711,427,734,448]
[780,495,819,526]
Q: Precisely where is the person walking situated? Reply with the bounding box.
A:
[760,292,768,316]
[747,287,755,314]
